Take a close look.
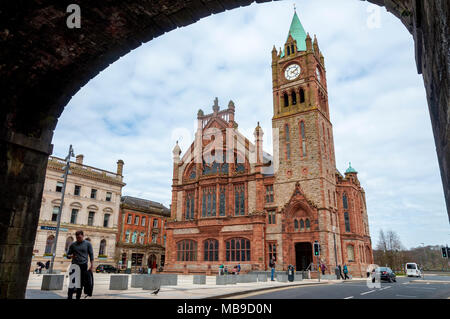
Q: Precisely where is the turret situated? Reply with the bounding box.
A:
[306,33,312,52]
[116,159,124,176]
[253,122,264,165]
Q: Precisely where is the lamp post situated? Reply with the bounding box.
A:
[49,145,74,274]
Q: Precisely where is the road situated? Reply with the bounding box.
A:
[241,275,450,299]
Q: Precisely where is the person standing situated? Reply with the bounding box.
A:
[66,230,94,299]
[237,263,241,275]
[343,264,350,280]
[218,264,224,276]
[338,264,344,280]
[269,257,276,281]
[320,263,327,275]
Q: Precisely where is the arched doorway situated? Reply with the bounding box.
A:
[295,242,312,271]
[148,254,157,270]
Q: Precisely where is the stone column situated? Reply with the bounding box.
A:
[0,133,52,298]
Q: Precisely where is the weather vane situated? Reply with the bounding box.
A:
[293,3,296,12]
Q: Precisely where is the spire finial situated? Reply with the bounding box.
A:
[293,3,296,12]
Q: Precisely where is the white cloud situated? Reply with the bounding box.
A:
[52,0,448,249]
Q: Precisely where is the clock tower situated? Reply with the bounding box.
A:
[272,10,337,212]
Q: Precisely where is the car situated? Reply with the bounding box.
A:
[371,267,396,283]
[405,263,421,277]
[96,264,118,273]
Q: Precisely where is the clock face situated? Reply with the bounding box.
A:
[284,64,301,80]
[316,67,321,82]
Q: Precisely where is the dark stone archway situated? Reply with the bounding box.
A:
[0,0,448,298]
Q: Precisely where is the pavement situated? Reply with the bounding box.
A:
[25,273,335,299]
[26,273,450,299]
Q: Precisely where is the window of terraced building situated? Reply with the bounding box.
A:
[51,206,59,222]
[268,210,276,224]
[226,238,250,262]
[204,239,219,261]
[56,181,63,192]
[268,243,276,262]
[177,240,197,261]
[265,185,274,203]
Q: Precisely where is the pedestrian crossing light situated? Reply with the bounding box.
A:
[314,241,320,256]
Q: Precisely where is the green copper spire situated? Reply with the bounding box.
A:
[345,162,357,174]
[281,10,307,57]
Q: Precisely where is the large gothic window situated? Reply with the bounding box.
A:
[185,192,195,220]
[294,219,299,231]
[177,240,197,261]
[234,184,245,216]
[343,193,349,210]
[219,186,226,216]
[283,93,289,107]
[202,187,216,217]
[203,239,219,261]
[226,238,250,262]
[344,212,351,232]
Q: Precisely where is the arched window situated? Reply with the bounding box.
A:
[305,219,310,230]
[294,219,299,231]
[344,212,351,232]
[139,232,145,244]
[283,93,289,107]
[300,121,307,157]
[299,88,305,103]
[204,239,219,261]
[287,46,291,55]
[185,192,195,220]
[177,240,197,261]
[347,245,355,262]
[285,124,291,160]
[343,193,349,209]
[141,216,146,226]
[45,235,55,254]
[234,184,245,216]
[99,239,106,256]
[291,44,295,54]
[226,238,250,262]
[65,236,73,253]
[132,231,138,243]
[300,219,305,230]
[291,91,297,105]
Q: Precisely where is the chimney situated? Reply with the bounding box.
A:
[117,159,124,176]
[76,154,84,164]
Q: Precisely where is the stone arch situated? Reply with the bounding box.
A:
[1,0,448,299]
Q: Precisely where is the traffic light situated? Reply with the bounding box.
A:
[442,247,448,258]
[314,241,320,256]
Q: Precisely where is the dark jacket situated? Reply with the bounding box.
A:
[83,270,94,296]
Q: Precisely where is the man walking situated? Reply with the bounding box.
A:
[67,230,94,299]
[320,263,327,276]
[338,264,344,280]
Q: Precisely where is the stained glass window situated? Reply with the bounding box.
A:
[219,187,226,216]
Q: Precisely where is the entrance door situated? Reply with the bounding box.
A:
[295,242,313,271]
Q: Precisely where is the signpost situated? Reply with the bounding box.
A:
[49,145,74,274]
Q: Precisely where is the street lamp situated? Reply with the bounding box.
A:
[49,145,74,274]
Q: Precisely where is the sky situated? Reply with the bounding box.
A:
[52,0,449,249]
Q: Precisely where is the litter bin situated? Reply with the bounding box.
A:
[287,265,294,282]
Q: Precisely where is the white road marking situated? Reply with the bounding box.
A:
[396,294,417,298]
[344,296,354,299]
[379,286,392,291]
[361,290,376,295]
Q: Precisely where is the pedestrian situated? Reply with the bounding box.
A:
[218,264,224,276]
[237,263,241,275]
[45,260,50,270]
[343,264,350,280]
[320,263,326,275]
[224,266,228,275]
[269,257,276,281]
[66,230,94,299]
[338,264,344,279]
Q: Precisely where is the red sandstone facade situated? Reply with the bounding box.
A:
[116,196,170,271]
[165,12,373,276]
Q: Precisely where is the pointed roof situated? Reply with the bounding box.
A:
[281,11,307,57]
[345,162,358,174]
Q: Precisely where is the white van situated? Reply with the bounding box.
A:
[405,263,421,277]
